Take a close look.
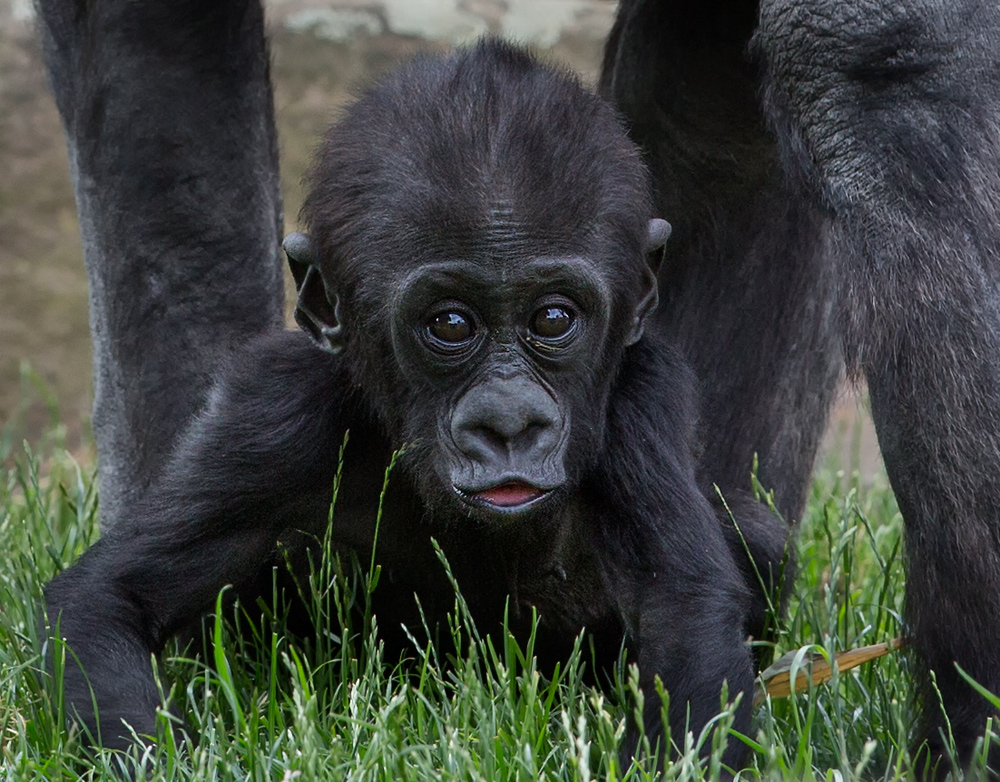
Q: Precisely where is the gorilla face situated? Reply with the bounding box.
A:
[388,254,616,521]
[293,41,670,525]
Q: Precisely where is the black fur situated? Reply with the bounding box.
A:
[35,0,286,529]
[603,0,1000,768]
[41,0,1000,773]
[41,35,787,770]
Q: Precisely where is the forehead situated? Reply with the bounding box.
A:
[404,200,594,262]
[397,257,608,296]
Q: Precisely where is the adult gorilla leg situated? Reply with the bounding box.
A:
[36,0,285,529]
[600,0,843,523]
[757,0,1000,763]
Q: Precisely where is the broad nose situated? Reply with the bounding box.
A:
[451,376,562,463]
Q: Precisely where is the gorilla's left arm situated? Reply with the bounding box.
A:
[594,336,755,768]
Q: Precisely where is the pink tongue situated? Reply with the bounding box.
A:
[476,483,543,507]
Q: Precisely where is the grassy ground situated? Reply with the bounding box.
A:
[0,421,992,781]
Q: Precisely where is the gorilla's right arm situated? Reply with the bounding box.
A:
[44,333,345,748]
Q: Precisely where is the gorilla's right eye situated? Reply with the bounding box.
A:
[427,310,475,345]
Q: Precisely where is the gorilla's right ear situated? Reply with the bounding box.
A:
[283,232,345,355]
[625,218,672,347]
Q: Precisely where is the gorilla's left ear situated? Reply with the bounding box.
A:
[283,232,346,355]
[625,218,672,346]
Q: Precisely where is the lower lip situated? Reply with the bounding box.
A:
[470,482,547,509]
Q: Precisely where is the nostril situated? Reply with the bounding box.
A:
[474,425,509,453]
[454,417,558,460]
[513,419,556,451]
[452,419,513,461]
[479,414,557,449]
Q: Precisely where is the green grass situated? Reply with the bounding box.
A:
[0,431,994,780]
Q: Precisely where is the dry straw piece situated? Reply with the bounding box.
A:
[754,638,905,707]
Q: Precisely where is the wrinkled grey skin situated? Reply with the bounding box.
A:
[36,0,286,527]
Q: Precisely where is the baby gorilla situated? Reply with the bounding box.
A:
[44,39,789,769]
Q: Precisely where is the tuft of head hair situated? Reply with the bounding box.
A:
[302,38,652,292]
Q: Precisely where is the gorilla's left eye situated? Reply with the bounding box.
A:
[530,306,575,340]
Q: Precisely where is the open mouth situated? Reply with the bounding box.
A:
[459,481,550,510]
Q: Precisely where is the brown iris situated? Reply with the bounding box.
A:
[428,311,474,344]
[531,306,574,340]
